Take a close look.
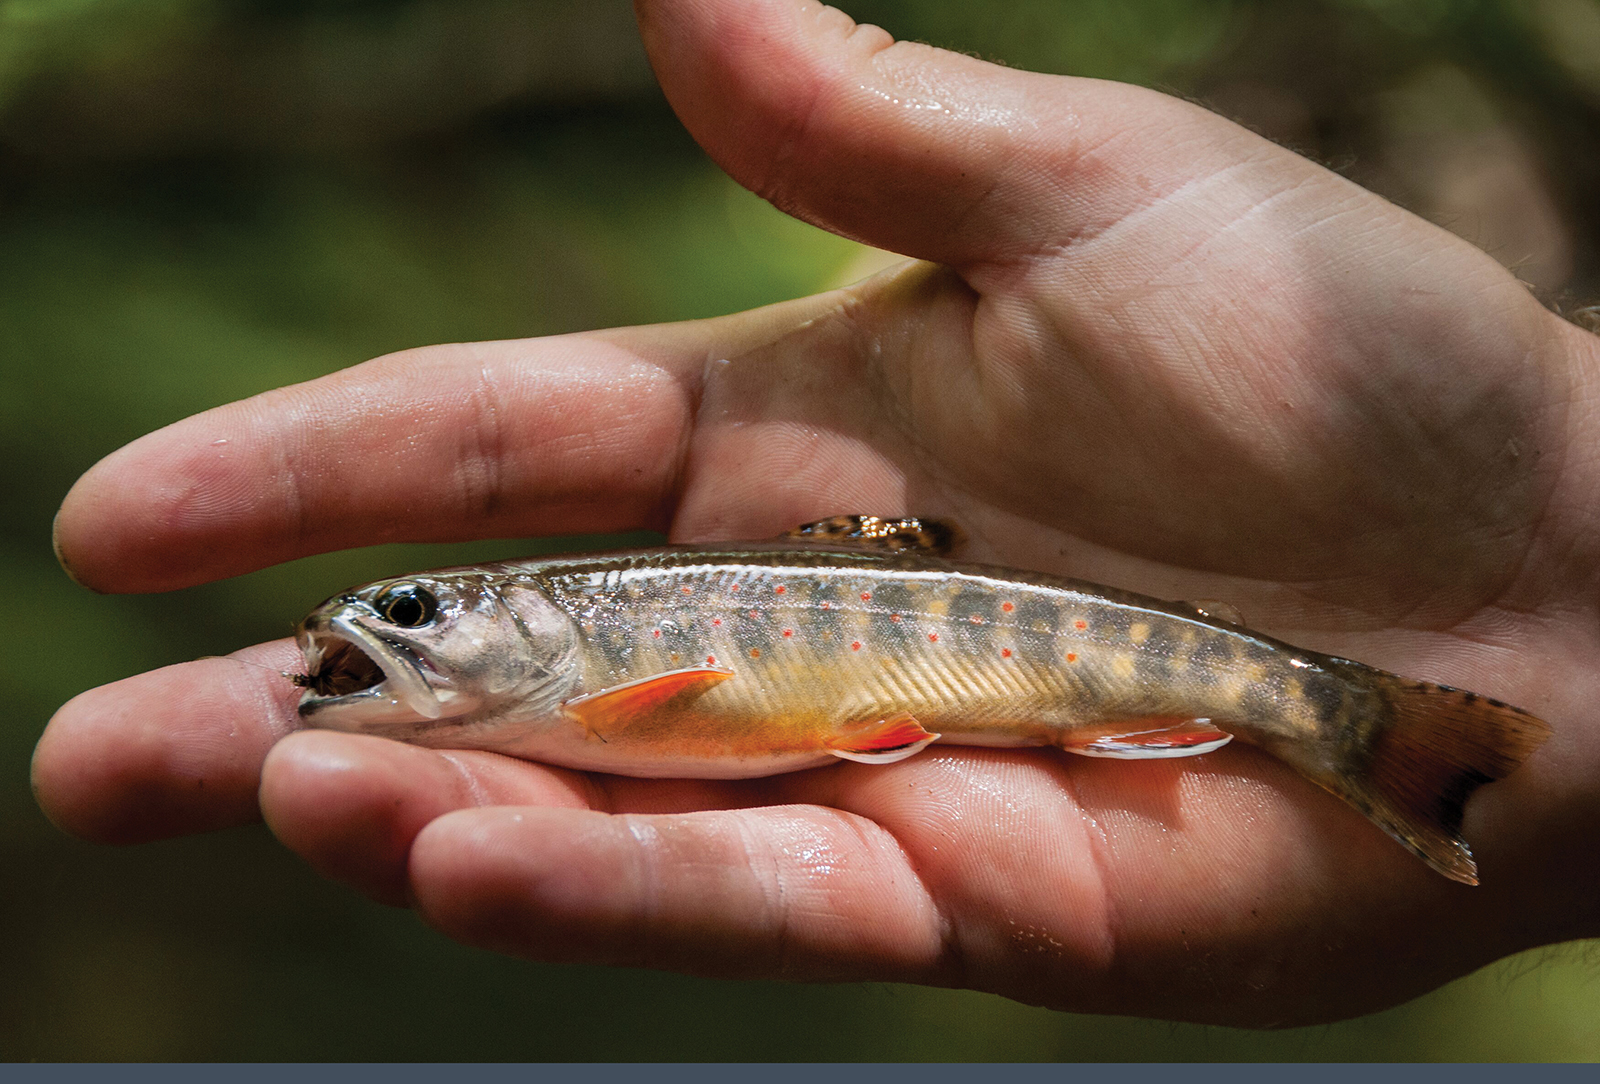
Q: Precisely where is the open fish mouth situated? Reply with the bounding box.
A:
[296,616,444,721]
[299,637,386,696]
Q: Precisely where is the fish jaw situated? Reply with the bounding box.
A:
[296,612,467,728]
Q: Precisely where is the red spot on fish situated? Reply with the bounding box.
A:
[1001,648,1013,658]
[774,585,787,595]
[1074,620,1087,630]
[712,618,722,627]
[890,614,901,623]
[861,592,872,601]
[1066,652,1078,663]
[731,584,740,593]
[929,633,939,643]
[782,628,794,638]
[970,614,983,625]
[851,641,862,651]
[652,629,662,639]
[706,655,716,665]
[681,586,693,595]
[748,610,758,619]
[821,601,831,610]
[1002,602,1014,613]
[749,648,761,658]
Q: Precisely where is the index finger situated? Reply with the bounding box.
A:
[51,298,830,595]
[52,333,686,595]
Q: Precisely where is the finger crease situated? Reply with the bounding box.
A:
[460,363,508,520]
[1057,759,1120,980]
[733,813,790,977]
[436,752,490,808]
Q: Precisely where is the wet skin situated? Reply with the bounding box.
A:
[34,0,1600,1026]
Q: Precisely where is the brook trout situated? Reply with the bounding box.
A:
[294,516,1549,885]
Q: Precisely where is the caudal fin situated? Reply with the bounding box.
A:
[1342,678,1550,885]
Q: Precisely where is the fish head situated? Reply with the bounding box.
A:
[294,569,579,733]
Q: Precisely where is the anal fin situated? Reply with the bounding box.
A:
[828,711,941,765]
[1063,718,1233,760]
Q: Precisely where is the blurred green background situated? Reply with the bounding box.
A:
[5,0,1600,1061]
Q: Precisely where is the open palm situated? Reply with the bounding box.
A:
[36,0,1600,1026]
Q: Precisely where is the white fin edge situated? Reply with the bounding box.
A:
[1071,733,1233,760]
[830,733,941,765]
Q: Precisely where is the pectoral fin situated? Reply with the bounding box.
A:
[1062,718,1233,760]
[562,666,733,738]
[828,712,941,765]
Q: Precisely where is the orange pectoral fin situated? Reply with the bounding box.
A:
[828,712,941,765]
[562,666,733,738]
[1062,718,1233,760]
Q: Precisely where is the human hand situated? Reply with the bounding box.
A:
[35,0,1600,1026]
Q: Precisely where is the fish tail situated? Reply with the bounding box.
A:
[1334,675,1550,885]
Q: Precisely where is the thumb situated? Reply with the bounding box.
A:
[634,0,1253,269]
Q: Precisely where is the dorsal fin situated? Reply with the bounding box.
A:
[781,515,959,556]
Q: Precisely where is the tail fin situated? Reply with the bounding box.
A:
[1340,678,1550,885]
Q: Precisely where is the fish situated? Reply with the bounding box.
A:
[293,515,1550,885]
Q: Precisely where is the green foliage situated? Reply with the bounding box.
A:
[4,0,1599,1061]
[0,0,211,106]
[855,0,1243,84]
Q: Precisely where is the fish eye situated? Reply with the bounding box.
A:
[374,583,438,628]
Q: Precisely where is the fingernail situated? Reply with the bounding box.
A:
[50,508,94,590]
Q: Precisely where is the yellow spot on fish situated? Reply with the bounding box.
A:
[1112,655,1136,679]
[1129,622,1150,644]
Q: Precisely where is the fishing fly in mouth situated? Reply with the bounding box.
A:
[289,514,1550,886]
